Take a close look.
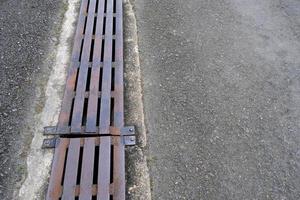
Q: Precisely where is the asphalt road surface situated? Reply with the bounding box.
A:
[133,0,300,199]
[0,0,64,199]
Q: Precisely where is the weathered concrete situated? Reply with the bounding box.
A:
[133,0,300,199]
[124,0,151,199]
[0,0,67,199]
[18,0,79,199]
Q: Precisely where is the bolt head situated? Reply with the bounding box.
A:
[129,128,134,132]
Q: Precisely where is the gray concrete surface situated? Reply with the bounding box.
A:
[123,1,151,199]
[133,0,300,199]
[0,0,66,199]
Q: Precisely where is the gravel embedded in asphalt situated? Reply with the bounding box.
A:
[133,0,300,199]
[0,0,64,199]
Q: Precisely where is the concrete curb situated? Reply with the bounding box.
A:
[124,0,152,199]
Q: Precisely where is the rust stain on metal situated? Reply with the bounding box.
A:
[46,137,126,199]
[45,0,129,199]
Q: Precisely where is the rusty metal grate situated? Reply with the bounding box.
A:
[44,0,133,199]
[46,137,125,199]
[52,0,123,135]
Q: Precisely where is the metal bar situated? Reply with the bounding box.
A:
[56,0,89,133]
[113,137,125,198]
[86,0,106,133]
[97,136,112,199]
[99,0,113,135]
[71,0,98,133]
[56,67,78,133]
[46,139,69,200]
[61,138,81,200]
[79,138,95,200]
[45,126,135,137]
[114,0,124,128]
[113,0,126,198]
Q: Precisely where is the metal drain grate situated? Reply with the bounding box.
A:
[46,137,125,199]
[53,0,124,135]
[44,0,133,199]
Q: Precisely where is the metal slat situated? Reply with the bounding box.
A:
[113,137,125,199]
[113,0,126,198]
[61,139,81,200]
[71,0,98,133]
[71,0,90,61]
[79,138,95,200]
[46,139,69,200]
[98,137,112,199]
[97,1,115,197]
[99,0,114,135]
[86,0,106,133]
[114,0,124,127]
[57,0,89,133]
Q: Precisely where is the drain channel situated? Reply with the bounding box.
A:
[46,137,126,199]
[44,0,132,199]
